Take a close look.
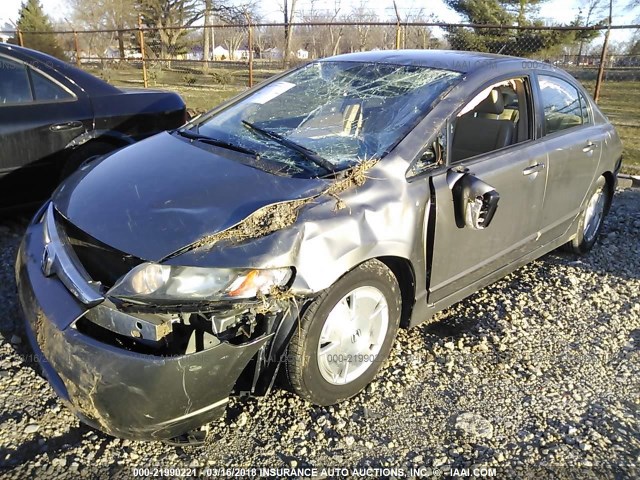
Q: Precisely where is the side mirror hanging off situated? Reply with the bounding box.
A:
[447,169,500,230]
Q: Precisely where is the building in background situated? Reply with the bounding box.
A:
[0,21,14,43]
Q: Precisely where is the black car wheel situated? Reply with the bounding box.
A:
[566,175,610,255]
[285,259,401,406]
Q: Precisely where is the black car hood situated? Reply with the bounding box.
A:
[53,132,328,261]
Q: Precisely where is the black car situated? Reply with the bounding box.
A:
[0,43,186,208]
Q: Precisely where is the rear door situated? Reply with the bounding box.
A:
[0,55,93,206]
[427,76,548,304]
[533,74,603,243]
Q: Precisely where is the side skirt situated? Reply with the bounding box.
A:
[408,217,579,328]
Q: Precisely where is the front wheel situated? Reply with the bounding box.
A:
[285,259,401,406]
[565,175,610,255]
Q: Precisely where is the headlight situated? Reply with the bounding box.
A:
[108,263,292,304]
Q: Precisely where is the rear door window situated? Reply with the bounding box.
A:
[538,75,584,135]
[0,57,33,105]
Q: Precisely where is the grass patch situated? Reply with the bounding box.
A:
[86,63,639,171]
[580,81,639,172]
[169,85,243,112]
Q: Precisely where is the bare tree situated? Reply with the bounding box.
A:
[351,2,377,51]
[405,8,435,49]
[139,0,204,60]
[576,0,606,64]
[282,0,298,66]
[327,1,343,56]
[66,0,137,60]
[340,2,377,52]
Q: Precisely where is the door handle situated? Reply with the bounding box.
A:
[50,121,83,132]
[582,141,596,153]
[522,163,545,176]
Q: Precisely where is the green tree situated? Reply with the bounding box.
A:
[502,0,545,26]
[12,0,67,59]
[444,0,515,53]
[445,0,601,57]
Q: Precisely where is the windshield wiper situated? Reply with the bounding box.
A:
[175,129,259,158]
[241,120,335,175]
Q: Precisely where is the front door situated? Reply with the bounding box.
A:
[428,77,548,304]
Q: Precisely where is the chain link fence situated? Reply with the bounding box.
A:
[2,21,640,170]
[4,22,640,88]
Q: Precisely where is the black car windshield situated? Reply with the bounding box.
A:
[192,61,462,177]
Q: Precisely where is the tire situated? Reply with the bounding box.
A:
[285,259,401,406]
[60,141,118,180]
[565,175,610,255]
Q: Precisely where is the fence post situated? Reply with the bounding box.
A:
[73,31,81,67]
[138,15,148,88]
[393,0,402,50]
[247,16,254,88]
[17,29,24,47]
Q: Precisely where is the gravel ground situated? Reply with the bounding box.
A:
[0,188,639,479]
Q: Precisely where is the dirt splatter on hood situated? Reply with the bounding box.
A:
[166,158,380,258]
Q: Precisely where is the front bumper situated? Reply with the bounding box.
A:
[15,216,271,441]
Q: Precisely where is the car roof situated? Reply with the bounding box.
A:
[320,49,524,74]
[0,43,120,95]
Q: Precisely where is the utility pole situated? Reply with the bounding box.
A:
[594,0,613,103]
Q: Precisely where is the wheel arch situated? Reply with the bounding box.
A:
[376,255,416,329]
[273,254,416,361]
[59,134,131,179]
[601,170,616,214]
[252,255,415,395]
[65,129,136,150]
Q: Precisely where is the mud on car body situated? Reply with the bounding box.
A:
[16,50,622,443]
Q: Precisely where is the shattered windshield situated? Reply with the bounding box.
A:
[191,61,462,177]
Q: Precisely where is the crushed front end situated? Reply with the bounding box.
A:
[15,202,297,441]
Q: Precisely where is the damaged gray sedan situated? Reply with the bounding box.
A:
[16,50,622,443]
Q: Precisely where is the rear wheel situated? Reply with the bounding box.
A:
[565,175,610,255]
[285,259,401,406]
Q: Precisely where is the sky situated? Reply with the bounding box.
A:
[0,0,637,43]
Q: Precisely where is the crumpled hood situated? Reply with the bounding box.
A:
[53,132,327,261]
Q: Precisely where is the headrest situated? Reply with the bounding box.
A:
[475,89,505,115]
[502,90,518,108]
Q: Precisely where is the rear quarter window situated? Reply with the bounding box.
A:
[30,69,74,102]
